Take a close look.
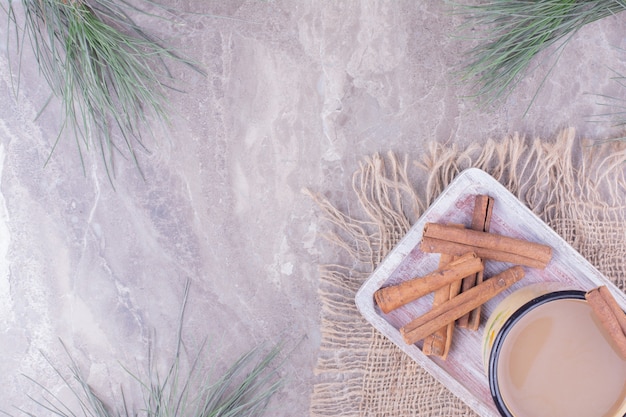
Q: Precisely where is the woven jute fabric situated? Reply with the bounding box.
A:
[308,128,626,416]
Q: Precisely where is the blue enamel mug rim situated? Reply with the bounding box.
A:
[487,289,587,417]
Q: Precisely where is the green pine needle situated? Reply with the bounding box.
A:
[5,0,205,181]
[453,0,626,107]
[5,281,284,417]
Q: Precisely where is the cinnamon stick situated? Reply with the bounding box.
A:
[423,223,466,359]
[400,266,525,345]
[374,252,483,314]
[420,222,552,269]
[585,286,626,359]
[423,223,551,263]
[422,253,457,359]
[598,286,626,335]
[458,195,494,329]
[421,237,546,269]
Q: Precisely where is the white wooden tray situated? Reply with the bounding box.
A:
[355,167,626,417]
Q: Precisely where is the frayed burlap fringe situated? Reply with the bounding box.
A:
[308,128,626,417]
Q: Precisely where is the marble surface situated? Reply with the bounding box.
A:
[0,1,624,416]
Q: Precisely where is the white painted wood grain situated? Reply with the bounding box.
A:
[355,167,626,417]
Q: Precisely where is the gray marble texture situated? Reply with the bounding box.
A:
[0,1,624,416]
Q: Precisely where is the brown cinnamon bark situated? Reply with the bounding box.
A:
[421,223,551,268]
[586,286,626,359]
[422,253,457,359]
[374,252,483,314]
[599,286,626,335]
[458,195,494,329]
[421,235,550,269]
[400,266,525,345]
[423,223,551,264]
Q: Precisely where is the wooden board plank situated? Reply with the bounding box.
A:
[354,167,626,417]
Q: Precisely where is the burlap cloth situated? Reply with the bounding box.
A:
[308,128,626,416]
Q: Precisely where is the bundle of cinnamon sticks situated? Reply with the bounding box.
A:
[373,195,553,359]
